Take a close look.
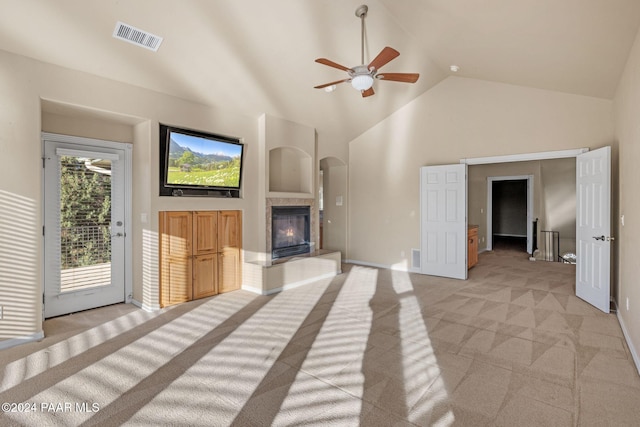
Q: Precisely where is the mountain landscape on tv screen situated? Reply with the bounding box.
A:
[167,138,241,188]
[168,138,233,163]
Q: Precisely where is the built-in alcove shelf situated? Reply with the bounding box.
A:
[268,146,312,193]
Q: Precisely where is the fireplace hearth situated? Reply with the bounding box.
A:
[272,206,310,259]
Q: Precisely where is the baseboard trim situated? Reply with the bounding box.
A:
[131,299,159,312]
[616,310,640,376]
[0,331,45,350]
[242,271,340,296]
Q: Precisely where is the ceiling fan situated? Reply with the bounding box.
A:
[314,4,419,98]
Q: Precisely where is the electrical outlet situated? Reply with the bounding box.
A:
[627,297,630,311]
[481,237,485,243]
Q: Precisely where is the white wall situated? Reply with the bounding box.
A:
[614,25,640,370]
[348,76,614,268]
[0,49,260,342]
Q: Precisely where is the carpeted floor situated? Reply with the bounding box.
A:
[1,247,639,426]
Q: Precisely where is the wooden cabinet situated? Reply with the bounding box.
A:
[160,210,242,307]
[468,225,479,269]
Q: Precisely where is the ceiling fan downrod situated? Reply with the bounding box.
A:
[355,5,368,66]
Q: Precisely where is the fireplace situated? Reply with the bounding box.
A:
[271,206,311,259]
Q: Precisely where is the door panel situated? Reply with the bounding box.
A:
[218,210,242,249]
[219,248,241,293]
[193,253,218,299]
[576,147,611,313]
[420,164,468,279]
[194,211,217,254]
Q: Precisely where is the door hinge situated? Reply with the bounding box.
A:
[42,157,46,168]
[42,226,45,236]
[43,294,45,304]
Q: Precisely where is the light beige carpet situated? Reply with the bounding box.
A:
[1,247,639,426]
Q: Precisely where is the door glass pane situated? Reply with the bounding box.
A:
[59,155,112,292]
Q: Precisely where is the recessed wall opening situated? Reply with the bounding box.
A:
[491,179,528,252]
[487,175,533,255]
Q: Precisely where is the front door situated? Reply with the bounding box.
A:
[576,146,611,313]
[43,138,127,318]
[420,164,468,280]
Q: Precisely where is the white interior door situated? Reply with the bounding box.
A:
[44,139,126,318]
[420,164,468,279]
[576,146,611,313]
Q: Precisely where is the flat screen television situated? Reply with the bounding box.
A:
[159,124,244,197]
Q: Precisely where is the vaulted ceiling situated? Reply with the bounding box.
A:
[2,0,640,145]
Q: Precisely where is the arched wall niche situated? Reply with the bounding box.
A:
[269,146,312,194]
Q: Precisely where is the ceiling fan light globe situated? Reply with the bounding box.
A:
[351,74,374,91]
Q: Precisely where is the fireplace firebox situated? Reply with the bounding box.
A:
[272,206,310,259]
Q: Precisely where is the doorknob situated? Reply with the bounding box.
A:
[111,232,124,238]
[607,236,615,242]
[593,235,605,241]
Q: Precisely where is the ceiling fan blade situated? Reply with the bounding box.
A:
[377,73,420,83]
[368,47,400,71]
[361,87,375,98]
[314,79,350,89]
[315,58,352,72]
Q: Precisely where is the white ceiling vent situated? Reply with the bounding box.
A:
[113,21,163,52]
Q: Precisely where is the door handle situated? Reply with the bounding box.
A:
[111,232,125,238]
[592,235,615,242]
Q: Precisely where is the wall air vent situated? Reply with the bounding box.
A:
[412,248,421,270]
[113,21,163,52]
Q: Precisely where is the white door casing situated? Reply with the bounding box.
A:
[43,134,131,318]
[420,164,468,280]
[576,146,611,313]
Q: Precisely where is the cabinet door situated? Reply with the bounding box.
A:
[218,210,242,293]
[193,253,218,299]
[194,211,217,255]
[218,210,242,249]
[159,211,193,307]
[219,248,241,293]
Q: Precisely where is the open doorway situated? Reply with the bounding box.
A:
[487,175,533,255]
[319,157,347,257]
[468,157,577,260]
